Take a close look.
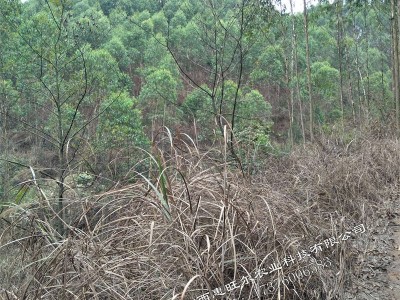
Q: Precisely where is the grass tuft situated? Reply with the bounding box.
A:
[1,131,399,299]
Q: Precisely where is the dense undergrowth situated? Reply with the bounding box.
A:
[0,126,399,300]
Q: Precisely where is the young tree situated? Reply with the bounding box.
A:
[3,0,136,235]
[18,0,91,234]
[163,0,258,163]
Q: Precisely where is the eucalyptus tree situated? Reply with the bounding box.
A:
[163,0,267,164]
[1,0,140,235]
[0,0,21,203]
[303,0,314,141]
[17,0,93,234]
[391,0,400,133]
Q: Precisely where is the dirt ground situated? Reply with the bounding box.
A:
[388,213,400,300]
[344,195,400,300]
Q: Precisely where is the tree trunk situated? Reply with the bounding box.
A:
[364,6,371,120]
[392,0,400,134]
[336,0,345,129]
[291,0,305,146]
[303,0,313,141]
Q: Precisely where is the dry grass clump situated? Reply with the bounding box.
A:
[0,130,399,299]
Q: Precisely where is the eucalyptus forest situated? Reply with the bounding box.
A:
[1,0,400,299]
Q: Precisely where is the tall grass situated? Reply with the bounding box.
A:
[0,128,399,299]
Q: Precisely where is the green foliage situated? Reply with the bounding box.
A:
[86,47,123,90]
[180,86,213,139]
[170,9,187,27]
[235,89,273,147]
[151,11,168,35]
[44,103,84,135]
[163,0,182,21]
[181,83,273,145]
[155,154,171,221]
[0,80,22,129]
[216,80,242,119]
[73,7,112,47]
[143,35,170,68]
[309,27,336,62]
[311,61,339,99]
[311,61,340,124]
[174,20,205,65]
[98,92,148,148]
[0,0,397,184]
[139,67,180,127]
[365,71,393,118]
[104,36,131,70]
[215,80,273,147]
[114,18,147,63]
[250,45,285,86]
[75,172,94,187]
[140,68,178,103]
[108,7,127,26]
[181,86,212,121]
[365,47,389,73]
[14,184,30,204]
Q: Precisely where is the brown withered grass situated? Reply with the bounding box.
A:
[0,128,399,299]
